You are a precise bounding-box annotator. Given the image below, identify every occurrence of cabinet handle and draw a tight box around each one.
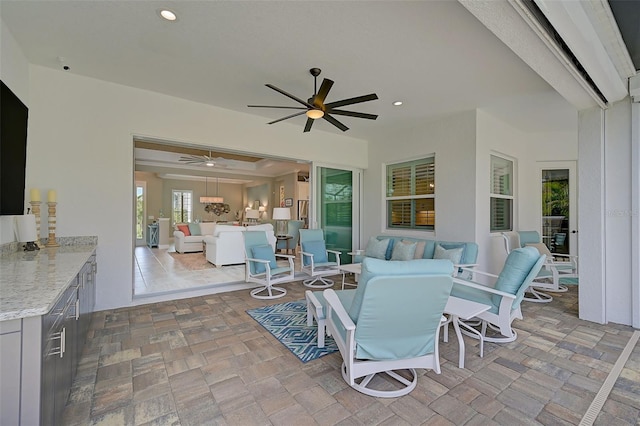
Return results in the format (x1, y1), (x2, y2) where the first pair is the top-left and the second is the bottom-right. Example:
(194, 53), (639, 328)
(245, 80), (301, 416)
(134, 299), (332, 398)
(61, 326), (66, 357)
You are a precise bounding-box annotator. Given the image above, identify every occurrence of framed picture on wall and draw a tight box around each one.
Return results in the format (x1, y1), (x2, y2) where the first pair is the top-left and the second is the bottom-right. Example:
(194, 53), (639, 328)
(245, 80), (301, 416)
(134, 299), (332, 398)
(284, 198), (293, 207)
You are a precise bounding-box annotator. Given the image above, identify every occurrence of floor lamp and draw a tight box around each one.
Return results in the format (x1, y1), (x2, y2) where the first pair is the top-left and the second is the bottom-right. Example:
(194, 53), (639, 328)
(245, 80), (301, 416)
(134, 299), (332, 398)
(272, 207), (291, 236)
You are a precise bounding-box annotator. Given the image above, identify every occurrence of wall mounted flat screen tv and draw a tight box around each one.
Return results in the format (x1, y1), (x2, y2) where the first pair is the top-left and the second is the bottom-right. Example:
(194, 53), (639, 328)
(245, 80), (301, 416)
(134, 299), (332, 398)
(1, 80), (29, 215)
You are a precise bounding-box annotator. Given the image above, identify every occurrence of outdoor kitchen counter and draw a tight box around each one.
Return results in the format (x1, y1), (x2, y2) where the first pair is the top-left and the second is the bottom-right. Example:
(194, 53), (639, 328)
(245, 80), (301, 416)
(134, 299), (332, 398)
(0, 242), (97, 321)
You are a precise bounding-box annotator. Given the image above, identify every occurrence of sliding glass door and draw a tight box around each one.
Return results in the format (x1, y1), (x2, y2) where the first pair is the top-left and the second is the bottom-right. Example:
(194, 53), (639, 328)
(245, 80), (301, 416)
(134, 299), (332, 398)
(312, 165), (362, 264)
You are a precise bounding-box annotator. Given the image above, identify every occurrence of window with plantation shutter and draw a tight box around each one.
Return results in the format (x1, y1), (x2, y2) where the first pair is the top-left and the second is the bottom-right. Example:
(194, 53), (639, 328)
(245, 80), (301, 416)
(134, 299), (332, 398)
(386, 157), (435, 230)
(172, 190), (193, 225)
(490, 155), (514, 232)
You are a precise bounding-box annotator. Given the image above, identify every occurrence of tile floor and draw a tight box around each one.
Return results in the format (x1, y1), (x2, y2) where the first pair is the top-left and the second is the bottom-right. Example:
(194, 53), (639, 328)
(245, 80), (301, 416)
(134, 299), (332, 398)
(61, 279), (639, 426)
(134, 245), (307, 298)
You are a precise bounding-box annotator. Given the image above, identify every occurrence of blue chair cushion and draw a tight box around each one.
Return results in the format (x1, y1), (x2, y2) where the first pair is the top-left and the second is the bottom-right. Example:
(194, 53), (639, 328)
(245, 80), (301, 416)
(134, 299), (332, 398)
(364, 237), (389, 260)
(302, 240), (328, 265)
(492, 247), (540, 306)
(391, 240), (417, 261)
(187, 222), (201, 236)
(348, 257), (454, 322)
(251, 245), (278, 274)
(434, 244), (463, 264)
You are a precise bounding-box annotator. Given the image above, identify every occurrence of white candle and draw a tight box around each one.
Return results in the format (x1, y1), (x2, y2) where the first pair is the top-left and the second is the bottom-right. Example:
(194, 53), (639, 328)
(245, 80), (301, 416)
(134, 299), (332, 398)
(30, 189), (41, 202)
(47, 190), (57, 202)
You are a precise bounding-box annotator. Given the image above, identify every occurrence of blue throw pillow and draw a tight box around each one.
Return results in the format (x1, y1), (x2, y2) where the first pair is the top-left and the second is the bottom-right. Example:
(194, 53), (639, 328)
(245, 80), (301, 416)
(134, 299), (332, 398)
(251, 245), (277, 274)
(433, 244), (463, 264)
(364, 237), (389, 260)
(391, 241), (417, 261)
(301, 240), (328, 266)
(188, 222), (201, 236)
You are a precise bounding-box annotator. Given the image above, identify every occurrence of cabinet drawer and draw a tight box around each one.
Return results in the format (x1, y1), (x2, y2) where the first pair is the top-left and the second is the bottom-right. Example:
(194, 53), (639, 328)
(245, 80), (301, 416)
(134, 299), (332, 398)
(0, 318), (21, 334)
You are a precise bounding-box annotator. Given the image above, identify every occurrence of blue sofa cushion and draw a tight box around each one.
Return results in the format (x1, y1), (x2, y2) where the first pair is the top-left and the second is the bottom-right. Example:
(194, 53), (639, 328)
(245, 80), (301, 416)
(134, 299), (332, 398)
(301, 240), (328, 265)
(365, 237), (390, 260)
(251, 245), (277, 274)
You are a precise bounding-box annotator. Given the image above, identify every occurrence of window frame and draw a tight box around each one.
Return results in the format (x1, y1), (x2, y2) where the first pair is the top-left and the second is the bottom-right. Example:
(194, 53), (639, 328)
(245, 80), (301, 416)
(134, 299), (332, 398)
(171, 189), (193, 225)
(490, 153), (515, 232)
(384, 155), (436, 231)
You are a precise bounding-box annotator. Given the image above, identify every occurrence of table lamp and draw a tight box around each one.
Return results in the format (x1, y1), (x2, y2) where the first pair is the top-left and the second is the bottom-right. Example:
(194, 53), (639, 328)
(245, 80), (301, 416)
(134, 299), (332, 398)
(272, 207), (291, 236)
(246, 209), (259, 224)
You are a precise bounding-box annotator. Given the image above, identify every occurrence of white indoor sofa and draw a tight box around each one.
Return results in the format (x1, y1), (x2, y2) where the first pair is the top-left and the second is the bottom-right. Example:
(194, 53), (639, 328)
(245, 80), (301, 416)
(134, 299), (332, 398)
(173, 221), (217, 253)
(204, 223), (276, 267)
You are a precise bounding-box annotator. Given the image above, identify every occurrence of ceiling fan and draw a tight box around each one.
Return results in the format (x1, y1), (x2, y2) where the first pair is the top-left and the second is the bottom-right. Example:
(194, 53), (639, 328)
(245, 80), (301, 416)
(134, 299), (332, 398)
(178, 151), (227, 168)
(248, 68), (378, 133)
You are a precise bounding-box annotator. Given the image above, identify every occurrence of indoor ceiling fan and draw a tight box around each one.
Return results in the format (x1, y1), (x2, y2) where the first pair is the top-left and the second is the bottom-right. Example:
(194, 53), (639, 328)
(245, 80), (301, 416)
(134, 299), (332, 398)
(178, 151), (227, 168)
(248, 68), (378, 133)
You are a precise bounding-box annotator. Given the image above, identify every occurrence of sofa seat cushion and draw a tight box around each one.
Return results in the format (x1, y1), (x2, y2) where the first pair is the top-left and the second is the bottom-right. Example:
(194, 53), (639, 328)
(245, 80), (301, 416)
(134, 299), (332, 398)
(183, 235), (205, 244)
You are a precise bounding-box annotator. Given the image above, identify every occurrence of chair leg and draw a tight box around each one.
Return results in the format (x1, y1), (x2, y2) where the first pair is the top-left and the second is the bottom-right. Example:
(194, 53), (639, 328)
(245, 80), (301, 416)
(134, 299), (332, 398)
(250, 285), (286, 300)
(303, 276), (334, 288)
(524, 286), (553, 303)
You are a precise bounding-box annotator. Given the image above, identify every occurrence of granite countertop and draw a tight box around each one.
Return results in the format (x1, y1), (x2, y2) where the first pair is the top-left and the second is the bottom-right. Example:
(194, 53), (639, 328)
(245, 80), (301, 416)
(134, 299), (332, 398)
(0, 243), (97, 321)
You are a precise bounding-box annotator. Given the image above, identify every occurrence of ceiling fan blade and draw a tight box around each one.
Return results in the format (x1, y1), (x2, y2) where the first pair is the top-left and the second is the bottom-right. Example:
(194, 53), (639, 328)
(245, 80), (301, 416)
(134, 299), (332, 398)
(247, 105), (306, 110)
(328, 109), (378, 120)
(267, 110), (307, 125)
(323, 114), (349, 132)
(303, 118), (314, 133)
(313, 78), (334, 107)
(324, 93), (378, 109)
(265, 84), (314, 109)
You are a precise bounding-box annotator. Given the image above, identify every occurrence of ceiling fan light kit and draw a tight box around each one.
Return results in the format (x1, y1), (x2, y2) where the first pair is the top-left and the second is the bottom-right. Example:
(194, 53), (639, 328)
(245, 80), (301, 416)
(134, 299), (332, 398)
(248, 68), (378, 133)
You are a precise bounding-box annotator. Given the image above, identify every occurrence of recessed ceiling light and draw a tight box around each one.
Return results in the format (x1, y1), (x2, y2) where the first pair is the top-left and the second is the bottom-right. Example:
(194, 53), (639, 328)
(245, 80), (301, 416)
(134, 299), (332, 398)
(159, 9), (177, 21)
(393, 101), (403, 106)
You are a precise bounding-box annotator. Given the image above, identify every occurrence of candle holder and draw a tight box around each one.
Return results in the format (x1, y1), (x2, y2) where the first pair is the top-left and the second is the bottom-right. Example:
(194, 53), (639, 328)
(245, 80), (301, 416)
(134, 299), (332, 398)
(46, 202), (60, 248)
(29, 201), (44, 248)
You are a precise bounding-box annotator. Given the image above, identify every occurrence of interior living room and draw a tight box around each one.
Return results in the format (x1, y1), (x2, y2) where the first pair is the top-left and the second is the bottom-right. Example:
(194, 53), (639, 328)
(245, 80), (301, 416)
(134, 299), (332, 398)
(1, 1), (639, 425)
(133, 140), (311, 296)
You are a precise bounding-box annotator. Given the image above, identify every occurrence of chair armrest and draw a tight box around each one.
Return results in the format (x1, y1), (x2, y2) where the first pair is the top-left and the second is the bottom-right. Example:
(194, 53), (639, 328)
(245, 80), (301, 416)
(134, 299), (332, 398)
(456, 263), (478, 270)
(323, 289), (355, 331)
(246, 257), (269, 265)
(453, 277), (516, 300)
(326, 249), (342, 264)
(275, 254), (295, 259)
(461, 269), (499, 279)
(173, 231), (185, 238)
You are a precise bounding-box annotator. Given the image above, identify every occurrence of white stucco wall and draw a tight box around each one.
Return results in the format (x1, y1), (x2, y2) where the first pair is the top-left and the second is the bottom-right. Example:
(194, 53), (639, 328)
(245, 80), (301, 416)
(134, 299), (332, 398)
(25, 65), (368, 311)
(362, 111), (478, 247)
(475, 110), (529, 273)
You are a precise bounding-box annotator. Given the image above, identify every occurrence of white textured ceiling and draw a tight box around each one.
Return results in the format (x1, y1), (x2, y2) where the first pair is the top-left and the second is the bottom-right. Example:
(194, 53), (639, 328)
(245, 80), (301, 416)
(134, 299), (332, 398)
(1, 0), (577, 141)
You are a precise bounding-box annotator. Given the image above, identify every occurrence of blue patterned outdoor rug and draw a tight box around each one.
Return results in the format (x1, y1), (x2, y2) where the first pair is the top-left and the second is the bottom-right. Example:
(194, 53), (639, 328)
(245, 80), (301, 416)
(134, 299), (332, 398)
(246, 299), (338, 363)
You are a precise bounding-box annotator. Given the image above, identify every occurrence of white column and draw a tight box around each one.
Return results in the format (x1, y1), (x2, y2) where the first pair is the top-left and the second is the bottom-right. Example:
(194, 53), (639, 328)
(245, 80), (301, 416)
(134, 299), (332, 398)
(578, 107), (606, 323)
(631, 85), (640, 328)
